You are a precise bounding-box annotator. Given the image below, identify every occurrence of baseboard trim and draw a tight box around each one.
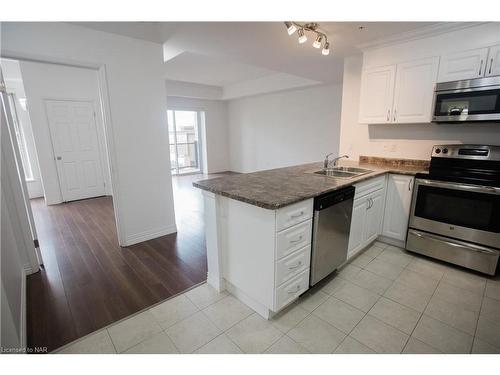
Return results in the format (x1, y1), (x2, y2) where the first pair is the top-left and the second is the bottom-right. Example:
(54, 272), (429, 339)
(122, 224), (177, 246)
(225, 280), (271, 320)
(20, 267), (27, 350)
(207, 272), (226, 293)
(377, 235), (406, 248)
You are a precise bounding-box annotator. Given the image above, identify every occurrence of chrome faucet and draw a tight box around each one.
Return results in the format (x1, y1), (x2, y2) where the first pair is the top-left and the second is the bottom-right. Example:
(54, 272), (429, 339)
(324, 154), (349, 169)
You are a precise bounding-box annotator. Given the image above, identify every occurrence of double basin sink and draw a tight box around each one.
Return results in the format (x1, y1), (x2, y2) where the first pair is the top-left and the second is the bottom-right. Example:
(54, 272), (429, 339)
(313, 166), (373, 179)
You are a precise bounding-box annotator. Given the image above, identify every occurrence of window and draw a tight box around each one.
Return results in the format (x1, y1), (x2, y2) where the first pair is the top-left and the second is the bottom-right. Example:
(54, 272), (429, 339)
(167, 109), (203, 175)
(7, 93), (34, 181)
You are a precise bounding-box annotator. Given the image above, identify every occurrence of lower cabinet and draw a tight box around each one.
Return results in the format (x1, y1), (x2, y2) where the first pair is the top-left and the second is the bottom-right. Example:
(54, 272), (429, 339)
(348, 176), (386, 258)
(364, 189), (386, 244)
(382, 174), (414, 241)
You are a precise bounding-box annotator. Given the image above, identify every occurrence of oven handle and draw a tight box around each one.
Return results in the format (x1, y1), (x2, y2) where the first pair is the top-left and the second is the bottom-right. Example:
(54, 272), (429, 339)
(416, 179), (500, 195)
(409, 229), (499, 255)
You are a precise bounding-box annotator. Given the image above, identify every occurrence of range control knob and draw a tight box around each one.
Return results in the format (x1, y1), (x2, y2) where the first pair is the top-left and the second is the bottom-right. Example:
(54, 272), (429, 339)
(435, 148), (441, 154)
(442, 148), (448, 154)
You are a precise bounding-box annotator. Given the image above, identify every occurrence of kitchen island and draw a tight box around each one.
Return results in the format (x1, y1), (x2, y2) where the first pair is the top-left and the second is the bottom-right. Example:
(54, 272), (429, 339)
(193, 157), (428, 318)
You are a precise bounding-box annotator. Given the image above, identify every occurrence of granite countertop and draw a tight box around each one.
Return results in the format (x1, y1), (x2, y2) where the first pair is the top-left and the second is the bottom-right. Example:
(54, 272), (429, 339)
(193, 157), (429, 210)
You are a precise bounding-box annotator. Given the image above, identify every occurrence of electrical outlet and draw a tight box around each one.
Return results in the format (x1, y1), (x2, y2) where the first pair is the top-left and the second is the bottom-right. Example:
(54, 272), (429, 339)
(390, 144), (397, 152)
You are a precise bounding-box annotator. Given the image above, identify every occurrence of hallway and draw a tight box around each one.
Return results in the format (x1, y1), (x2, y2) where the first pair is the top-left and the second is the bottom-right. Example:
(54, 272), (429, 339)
(27, 173), (226, 352)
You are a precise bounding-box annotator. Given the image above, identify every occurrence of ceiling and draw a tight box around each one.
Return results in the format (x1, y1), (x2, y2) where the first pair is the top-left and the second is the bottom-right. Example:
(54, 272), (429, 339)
(73, 22), (439, 91)
(163, 52), (278, 87)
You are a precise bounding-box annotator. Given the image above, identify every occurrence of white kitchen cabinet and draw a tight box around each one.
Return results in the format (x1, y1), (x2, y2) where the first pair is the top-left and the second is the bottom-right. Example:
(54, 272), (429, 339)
(359, 57), (438, 124)
(437, 47), (489, 82)
(348, 176), (386, 258)
(382, 174), (414, 241)
(358, 65), (396, 124)
(393, 57), (439, 123)
(347, 197), (368, 256)
(486, 44), (500, 77)
(364, 189), (386, 244)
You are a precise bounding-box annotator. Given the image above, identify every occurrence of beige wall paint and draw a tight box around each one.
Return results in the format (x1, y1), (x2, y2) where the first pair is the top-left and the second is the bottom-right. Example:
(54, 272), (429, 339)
(339, 54), (500, 161)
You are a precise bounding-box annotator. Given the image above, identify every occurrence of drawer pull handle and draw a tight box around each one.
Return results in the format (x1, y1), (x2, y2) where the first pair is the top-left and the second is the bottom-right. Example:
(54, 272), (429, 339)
(288, 261), (303, 270)
(290, 211), (304, 219)
(289, 235), (303, 244)
(287, 285), (302, 294)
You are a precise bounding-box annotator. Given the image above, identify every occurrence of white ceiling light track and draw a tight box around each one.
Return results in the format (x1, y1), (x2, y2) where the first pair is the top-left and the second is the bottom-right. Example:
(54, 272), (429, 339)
(284, 22), (330, 56)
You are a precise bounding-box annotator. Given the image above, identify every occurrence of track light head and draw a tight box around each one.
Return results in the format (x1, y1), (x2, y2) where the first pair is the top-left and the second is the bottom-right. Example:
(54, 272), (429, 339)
(313, 35), (323, 49)
(297, 29), (307, 44)
(322, 41), (330, 56)
(284, 21), (297, 35)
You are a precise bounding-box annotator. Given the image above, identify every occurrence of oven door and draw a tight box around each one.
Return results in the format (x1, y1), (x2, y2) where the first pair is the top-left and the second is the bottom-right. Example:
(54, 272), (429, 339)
(432, 86), (500, 122)
(409, 179), (500, 248)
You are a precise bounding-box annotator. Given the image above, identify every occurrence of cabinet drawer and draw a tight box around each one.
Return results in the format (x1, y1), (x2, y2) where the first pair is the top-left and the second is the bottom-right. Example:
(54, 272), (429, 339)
(276, 220), (312, 260)
(354, 175), (386, 199)
(274, 269), (310, 311)
(276, 199), (313, 232)
(275, 245), (311, 287)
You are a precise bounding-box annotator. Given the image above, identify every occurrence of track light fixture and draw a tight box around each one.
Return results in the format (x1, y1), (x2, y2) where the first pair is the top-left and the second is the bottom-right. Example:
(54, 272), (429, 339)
(284, 22), (330, 56)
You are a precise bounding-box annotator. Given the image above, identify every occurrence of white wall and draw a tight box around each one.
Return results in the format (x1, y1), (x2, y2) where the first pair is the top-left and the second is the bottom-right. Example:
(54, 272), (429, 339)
(167, 96), (229, 173)
(0, 59), (44, 199)
(339, 25), (500, 161)
(2, 22), (176, 246)
(227, 84), (343, 173)
(19, 61), (113, 204)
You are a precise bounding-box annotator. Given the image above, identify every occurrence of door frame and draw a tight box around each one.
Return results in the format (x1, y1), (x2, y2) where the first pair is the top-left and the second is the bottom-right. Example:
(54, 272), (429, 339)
(44, 98), (106, 202)
(1, 55), (126, 246)
(167, 107), (205, 176)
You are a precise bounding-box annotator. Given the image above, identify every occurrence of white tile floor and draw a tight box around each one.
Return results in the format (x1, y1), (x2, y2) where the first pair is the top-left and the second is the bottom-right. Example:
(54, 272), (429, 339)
(56, 242), (500, 354)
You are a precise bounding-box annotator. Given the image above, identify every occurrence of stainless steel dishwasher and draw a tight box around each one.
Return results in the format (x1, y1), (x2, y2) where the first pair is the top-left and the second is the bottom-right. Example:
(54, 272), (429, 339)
(310, 186), (355, 286)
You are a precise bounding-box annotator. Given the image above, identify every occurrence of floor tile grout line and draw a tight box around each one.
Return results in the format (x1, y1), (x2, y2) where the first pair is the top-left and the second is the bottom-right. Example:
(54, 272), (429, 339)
(105, 329), (119, 354)
(471, 278), (487, 353)
(281, 333), (312, 354)
(400, 260), (446, 354)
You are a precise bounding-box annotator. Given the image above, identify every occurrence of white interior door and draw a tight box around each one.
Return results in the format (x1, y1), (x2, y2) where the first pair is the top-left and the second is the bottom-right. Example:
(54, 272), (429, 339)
(45, 100), (105, 202)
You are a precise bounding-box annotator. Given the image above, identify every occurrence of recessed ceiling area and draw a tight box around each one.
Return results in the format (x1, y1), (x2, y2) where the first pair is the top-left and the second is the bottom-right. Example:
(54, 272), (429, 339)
(163, 52), (279, 87)
(73, 21), (441, 97)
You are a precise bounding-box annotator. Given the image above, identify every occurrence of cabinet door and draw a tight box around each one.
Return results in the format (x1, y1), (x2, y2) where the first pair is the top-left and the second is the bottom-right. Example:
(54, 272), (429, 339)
(393, 57), (439, 124)
(382, 174), (414, 241)
(358, 65), (396, 124)
(437, 47), (489, 82)
(364, 190), (385, 244)
(486, 44), (500, 77)
(348, 197), (368, 256)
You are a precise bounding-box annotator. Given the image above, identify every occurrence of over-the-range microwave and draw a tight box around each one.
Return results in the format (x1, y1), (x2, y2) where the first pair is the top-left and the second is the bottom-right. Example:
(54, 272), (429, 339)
(432, 76), (500, 123)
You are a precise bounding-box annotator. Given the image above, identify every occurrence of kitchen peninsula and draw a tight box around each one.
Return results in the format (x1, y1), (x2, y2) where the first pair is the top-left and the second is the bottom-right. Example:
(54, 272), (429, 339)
(193, 157), (428, 318)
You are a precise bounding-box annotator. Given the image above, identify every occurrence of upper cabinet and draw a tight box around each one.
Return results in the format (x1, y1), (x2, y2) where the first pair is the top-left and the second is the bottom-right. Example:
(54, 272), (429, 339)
(358, 65), (396, 124)
(393, 57), (440, 123)
(437, 47), (489, 82)
(438, 44), (500, 82)
(486, 44), (500, 77)
(359, 57), (439, 124)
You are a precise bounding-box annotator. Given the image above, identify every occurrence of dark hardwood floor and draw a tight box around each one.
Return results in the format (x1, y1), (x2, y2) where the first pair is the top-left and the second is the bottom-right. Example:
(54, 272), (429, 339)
(27, 173), (230, 352)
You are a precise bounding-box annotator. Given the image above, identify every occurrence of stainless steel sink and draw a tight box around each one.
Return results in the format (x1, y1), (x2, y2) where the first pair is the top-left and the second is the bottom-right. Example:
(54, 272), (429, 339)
(313, 166), (373, 179)
(332, 167), (373, 174)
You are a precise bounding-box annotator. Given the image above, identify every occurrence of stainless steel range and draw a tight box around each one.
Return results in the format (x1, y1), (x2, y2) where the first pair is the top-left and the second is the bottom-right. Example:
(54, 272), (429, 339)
(407, 144), (500, 275)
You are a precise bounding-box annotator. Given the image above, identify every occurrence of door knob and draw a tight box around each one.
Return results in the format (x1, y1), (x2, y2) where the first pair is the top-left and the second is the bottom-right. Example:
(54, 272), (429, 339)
(56, 156), (62, 160)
